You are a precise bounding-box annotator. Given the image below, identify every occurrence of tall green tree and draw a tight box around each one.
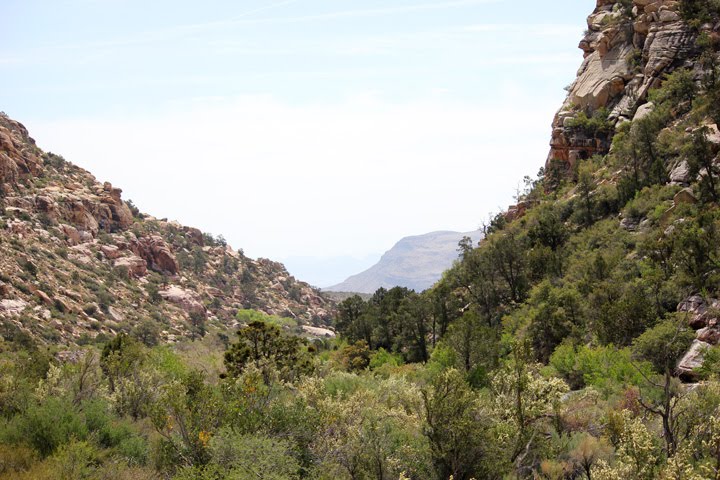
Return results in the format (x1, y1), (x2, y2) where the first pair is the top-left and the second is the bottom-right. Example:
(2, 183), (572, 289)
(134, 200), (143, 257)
(224, 321), (313, 383)
(421, 369), (488, 480)
(632, 317), (695, 456)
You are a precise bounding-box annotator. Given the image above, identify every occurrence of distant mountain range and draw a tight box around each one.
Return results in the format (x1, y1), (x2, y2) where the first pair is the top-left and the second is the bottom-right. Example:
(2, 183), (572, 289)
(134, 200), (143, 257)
(324, 230), (483, 294)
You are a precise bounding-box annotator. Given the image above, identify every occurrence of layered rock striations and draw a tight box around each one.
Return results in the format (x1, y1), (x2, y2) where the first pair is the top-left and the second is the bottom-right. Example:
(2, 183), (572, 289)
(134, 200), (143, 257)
(0, 113), (332, 345)
(547, 0), (700, 173)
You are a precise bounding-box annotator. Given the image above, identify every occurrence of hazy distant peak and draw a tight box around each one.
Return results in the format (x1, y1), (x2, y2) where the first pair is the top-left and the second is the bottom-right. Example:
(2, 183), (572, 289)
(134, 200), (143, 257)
(325, 230), (482, 294)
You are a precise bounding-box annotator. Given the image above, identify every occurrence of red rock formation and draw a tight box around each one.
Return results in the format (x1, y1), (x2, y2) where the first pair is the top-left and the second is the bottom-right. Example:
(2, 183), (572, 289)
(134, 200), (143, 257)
(114, 255), (148, 278)
(546, 0), (698, 175)
(130, 235), (180, 276)
(677, 295), (720, 380)
(0, 112), (335, 344)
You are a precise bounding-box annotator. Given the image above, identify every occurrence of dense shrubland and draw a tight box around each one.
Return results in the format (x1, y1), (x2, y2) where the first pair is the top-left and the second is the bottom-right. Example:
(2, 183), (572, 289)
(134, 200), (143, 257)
(5, 6), (720, 480)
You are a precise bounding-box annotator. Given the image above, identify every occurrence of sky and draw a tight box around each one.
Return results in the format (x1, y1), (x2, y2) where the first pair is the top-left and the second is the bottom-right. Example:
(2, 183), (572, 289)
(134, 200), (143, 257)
(0, 0), (594, 287)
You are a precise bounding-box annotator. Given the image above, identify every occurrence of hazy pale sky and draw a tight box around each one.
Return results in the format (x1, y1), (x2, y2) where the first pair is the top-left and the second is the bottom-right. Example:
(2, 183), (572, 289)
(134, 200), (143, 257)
(1, 0), (593, 286)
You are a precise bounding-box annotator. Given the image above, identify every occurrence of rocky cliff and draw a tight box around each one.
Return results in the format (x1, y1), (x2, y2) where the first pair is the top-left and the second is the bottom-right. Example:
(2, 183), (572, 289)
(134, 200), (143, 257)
(547, 0), (700, 173)
(0, 113), (332, 345)
(540, 0), (720, 380)
(326, 230), (483, 294)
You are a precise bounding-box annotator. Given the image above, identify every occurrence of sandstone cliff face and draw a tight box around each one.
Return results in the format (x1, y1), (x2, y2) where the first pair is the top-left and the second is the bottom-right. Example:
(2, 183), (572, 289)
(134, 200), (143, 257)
(545, 1), (720, 380)
(547, 0), (702, 172)
(0, 113), (332, 345)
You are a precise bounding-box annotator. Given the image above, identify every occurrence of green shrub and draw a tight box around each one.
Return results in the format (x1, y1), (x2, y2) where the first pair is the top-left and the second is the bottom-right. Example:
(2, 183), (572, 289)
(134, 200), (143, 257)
(14, 398), (88, 457)
(648, 68), (697, 109)
(550, 343), (651, 392)
(622, 184), (678, 223)
(207, 429), (301, 480)
(235, 309), (296, 329)
(369, 348), (403, 370)
(322, 371), (368, 398)
(632, 316), (695, 374)
(49, 440), (97, 480)
(0, 443), (37, 474)
(82, 400), (111, 435)
(116, 435), (149, 466)
(566, 107), (612, 137)
(680, 0), (720, 27)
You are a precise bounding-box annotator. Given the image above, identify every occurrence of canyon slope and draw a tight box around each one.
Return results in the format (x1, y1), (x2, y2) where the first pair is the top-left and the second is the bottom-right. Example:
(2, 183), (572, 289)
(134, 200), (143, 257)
(0, 114), (332, 345)
(501, 0), (720, 380)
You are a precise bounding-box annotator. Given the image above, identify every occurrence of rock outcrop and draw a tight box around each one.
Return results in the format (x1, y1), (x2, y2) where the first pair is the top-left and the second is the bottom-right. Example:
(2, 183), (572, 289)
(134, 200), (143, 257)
(159, 286), (206, 318)
(130, 235), (179, 276)
(547, 0), (699, 173)
(677, 339), (711, 380)
(676, 294), (720, 380)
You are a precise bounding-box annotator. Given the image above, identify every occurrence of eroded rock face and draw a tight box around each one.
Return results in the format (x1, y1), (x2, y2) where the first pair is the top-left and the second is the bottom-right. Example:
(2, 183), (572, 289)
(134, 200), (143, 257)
(159, 285), (206, 317)
(678, 294), (715, 329)
(0, 299), (28, 316)
(0, 115), (134, 237)
(669, 160), (691, 185)
(114, 255), (148, 278)
(571, 35), (635, 110)
(0, 118), (42, 186)
(676, 295), (720, 380)
(677, 339), (712, 381)
(95, 182), (134, 231)
(130, 236), (179, 276)
(0, 111), (336, 344)
(184, 227), (204, 247)
(547, 0), (698, 174)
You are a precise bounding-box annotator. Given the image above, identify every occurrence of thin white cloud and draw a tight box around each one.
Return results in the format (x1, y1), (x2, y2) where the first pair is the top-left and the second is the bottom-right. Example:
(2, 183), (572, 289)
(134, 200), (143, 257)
(5, 0), (505, 56)
(28, 92), (559, 260)
(0, 20), (581, 69)
(235, 0), (505, 24)
(457, 23), (582, 35)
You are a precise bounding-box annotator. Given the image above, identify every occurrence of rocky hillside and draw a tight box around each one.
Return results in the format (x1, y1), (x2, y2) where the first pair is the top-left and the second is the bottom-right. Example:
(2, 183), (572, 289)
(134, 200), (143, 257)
(547, 0), (697, 172)
(0, 113), (332, 345)
(326, 230), (482, 293)
(505, 0), (720, 380)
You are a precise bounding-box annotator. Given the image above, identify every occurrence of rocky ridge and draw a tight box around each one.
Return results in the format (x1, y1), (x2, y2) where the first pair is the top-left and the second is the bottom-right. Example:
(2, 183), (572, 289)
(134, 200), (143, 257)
(548, 0), (700, 172)
(326, 230), (483, 294)
(539, 0), (720, 380)
(0, 113), (332, 345)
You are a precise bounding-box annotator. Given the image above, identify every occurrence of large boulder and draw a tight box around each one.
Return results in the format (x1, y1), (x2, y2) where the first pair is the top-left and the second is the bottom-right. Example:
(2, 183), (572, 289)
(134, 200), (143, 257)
(642, 21), (695, 78)
(669, 160), (690, 185)
(676, 339), (711, 381)
(0, 299), (27, 316)
(114, 255), (148, 278)
(159, 286), (206, 317)
(184, 227), (205, 247)
(62, 198), (100, 235)
(571, 43), (635, 110)
(131, 236), (179, 275)
(61, 224), (82, 246)
(678, 295), (718, 329)
(96, 182), (134, 231)
(0, 151), (18, 186)
(0, 118), (43, 185)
